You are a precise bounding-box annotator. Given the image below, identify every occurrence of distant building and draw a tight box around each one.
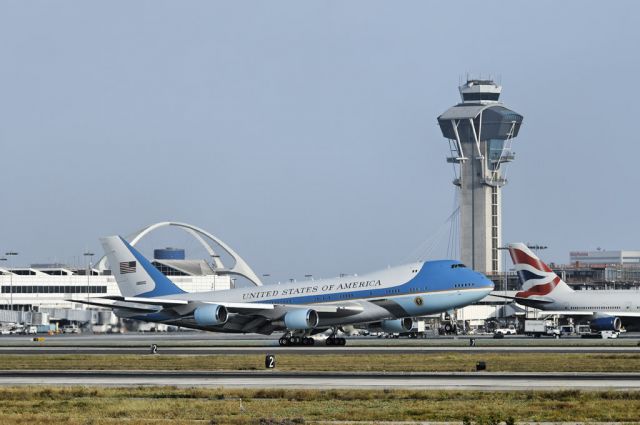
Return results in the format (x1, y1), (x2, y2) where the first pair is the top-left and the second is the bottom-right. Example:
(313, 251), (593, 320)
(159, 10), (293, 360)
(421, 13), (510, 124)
(570, 250), (640, 266)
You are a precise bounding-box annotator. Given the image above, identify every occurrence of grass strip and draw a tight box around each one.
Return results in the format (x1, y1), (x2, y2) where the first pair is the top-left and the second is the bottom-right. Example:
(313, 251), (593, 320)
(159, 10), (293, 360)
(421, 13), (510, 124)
(1, 353), (640, 372)
(0, 387), (640, 424)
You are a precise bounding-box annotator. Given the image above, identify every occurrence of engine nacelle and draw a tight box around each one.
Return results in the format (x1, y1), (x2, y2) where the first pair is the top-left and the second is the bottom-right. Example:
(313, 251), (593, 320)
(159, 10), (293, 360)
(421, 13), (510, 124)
(381, 318), (414, 333)
(194, 304), (228, 326)
(284, 309), (319, 330)
(590, 316), (622, 332)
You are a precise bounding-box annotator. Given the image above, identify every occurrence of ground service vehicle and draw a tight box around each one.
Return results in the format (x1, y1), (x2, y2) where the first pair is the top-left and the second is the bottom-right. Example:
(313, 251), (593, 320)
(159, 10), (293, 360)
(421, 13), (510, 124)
(62, 325), (80, 334)
(524, 320), (560, 337)
(401, 320), (427, 338)
(494, 325), (517, 335)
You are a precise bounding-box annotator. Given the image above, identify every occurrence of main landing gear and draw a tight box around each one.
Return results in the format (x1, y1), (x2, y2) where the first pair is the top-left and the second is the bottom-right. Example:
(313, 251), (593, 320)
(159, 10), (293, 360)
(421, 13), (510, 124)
(325, 336), (346, 346)
(278, 336), (315, 346)
(278, 328), (348, 347)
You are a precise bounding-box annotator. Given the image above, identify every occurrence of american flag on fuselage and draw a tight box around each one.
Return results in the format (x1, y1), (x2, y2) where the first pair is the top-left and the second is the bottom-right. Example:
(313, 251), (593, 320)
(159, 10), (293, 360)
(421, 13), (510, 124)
(119, 261), (136, 274)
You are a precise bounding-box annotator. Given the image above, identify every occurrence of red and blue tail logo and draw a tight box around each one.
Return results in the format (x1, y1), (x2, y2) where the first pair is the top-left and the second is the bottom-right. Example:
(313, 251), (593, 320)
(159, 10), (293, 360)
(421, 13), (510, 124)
(508, 243), (571, 298)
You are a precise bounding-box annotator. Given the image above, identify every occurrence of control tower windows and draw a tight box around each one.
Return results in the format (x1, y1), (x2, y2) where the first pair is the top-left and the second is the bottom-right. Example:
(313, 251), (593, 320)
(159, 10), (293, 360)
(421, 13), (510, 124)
(488, 139), (506, 162)
(462, 92), (500, 102)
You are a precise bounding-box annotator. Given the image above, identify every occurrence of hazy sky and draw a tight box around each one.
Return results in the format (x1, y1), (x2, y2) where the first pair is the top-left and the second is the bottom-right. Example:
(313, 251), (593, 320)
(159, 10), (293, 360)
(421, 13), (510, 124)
(1, 2), (638, 282)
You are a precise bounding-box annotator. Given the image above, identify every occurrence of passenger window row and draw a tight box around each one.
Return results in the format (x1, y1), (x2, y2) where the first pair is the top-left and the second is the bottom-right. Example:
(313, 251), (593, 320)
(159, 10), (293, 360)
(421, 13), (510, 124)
(0, 285), (107, 294)
(569, 306), (620, 310)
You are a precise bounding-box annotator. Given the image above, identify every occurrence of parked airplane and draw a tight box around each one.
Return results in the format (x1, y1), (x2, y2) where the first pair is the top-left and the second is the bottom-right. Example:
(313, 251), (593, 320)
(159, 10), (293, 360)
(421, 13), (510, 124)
(72, 236), (494, 345)
(502, 242), (640, 331)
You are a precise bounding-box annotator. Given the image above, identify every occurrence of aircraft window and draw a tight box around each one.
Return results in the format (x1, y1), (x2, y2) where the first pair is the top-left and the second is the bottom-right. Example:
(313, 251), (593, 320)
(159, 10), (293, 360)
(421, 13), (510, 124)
(451, 264), (467, 269)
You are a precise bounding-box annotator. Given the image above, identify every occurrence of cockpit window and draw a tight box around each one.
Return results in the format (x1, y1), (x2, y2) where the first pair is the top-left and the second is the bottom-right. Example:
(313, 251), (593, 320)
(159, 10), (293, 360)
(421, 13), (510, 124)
(451, 263), (466, 269)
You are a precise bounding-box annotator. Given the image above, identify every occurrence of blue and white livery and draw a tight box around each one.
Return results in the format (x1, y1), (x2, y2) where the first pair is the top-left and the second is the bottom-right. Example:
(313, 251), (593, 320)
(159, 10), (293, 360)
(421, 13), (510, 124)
(76, 236), (494, 346)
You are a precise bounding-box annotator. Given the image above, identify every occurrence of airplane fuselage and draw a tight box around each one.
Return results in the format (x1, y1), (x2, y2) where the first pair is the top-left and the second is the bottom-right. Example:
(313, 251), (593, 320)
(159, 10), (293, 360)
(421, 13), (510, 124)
(520, 290), (640, 315)
(124, 260), (493, 333)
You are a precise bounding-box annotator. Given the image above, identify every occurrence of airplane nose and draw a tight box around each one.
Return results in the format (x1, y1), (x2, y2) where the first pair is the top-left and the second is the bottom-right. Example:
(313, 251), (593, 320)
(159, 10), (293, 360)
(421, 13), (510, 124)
(485, 277), (495, 290)
(475, 272), (494, 291)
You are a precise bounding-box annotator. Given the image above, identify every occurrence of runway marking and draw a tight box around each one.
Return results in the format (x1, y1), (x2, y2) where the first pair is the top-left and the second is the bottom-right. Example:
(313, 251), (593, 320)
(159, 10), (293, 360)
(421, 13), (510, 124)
(0, 345), (638, 355)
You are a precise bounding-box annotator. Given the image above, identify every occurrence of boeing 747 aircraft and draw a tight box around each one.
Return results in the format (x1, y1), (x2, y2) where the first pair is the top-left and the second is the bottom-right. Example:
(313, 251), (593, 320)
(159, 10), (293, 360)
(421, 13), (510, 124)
(502, 243), (640, 332)
(73, 236), (494, 346)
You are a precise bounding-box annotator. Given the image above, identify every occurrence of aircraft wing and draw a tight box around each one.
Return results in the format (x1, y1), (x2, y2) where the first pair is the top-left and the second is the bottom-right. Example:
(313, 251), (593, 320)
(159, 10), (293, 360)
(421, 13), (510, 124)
(99, 295), (362, 316)
(491, 293), (554, 304)
(71, 295), (364, 331)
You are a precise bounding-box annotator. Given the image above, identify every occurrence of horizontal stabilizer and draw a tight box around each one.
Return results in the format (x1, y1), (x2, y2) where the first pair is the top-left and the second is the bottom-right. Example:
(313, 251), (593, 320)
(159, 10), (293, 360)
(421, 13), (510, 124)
(125, 296), (188, 306)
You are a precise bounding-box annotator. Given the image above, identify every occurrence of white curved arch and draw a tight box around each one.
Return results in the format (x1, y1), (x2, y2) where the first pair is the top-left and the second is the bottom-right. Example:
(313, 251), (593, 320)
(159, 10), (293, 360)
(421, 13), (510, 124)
(96, 221), (263, 286)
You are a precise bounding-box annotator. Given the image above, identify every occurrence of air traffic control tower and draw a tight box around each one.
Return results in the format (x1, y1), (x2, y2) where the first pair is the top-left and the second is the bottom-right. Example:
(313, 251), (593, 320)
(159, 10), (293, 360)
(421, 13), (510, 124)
(438, 80), (523, 275)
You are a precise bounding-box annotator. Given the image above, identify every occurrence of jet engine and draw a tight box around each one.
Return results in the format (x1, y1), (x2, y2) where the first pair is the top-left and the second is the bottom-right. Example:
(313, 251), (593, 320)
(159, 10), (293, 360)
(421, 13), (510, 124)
(590, 316), (622, 332)
(381, 318), (414, 333)
(194, 304), (228, 326)
(284, 309), (319, 330)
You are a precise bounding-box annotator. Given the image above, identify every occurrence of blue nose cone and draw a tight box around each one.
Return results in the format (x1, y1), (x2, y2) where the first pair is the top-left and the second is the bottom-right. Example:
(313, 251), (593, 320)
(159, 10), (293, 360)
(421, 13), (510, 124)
(469, 271), (494, 297)
(483, 275), (495, 291)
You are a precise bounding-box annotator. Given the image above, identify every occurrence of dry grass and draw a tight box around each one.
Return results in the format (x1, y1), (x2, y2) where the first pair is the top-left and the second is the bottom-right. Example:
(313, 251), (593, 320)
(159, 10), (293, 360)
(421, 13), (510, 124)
(1, 353), (640, 372)
(0, 387), (640, 424)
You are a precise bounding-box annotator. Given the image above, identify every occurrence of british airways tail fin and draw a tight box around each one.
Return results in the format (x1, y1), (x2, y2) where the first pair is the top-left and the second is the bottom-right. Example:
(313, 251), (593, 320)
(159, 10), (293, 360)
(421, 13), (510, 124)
(508, 242), (573, 298)
(100, 236), (186, 298)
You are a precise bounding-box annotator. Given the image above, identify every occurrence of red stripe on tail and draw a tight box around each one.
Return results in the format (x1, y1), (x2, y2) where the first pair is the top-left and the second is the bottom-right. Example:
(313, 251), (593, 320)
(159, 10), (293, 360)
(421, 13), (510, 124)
(509, 248), (552, 273)
(515, 276), (561, 298)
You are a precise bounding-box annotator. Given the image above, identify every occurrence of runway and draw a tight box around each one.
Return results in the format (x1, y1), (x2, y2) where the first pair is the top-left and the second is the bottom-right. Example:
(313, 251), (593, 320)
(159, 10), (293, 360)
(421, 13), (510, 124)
(1, 345), (639, 354)
(2, 333), (639, 354)
(1, 370), (639, 390)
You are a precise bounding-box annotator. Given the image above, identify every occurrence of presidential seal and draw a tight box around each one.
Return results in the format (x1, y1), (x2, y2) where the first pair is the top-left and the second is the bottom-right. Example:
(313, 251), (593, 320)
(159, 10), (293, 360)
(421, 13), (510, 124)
(414, 296), (424, 306)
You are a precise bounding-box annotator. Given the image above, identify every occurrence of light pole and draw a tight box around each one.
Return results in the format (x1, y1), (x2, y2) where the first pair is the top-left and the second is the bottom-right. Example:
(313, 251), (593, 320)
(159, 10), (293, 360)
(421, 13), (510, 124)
(0, 258), (6, 309)
(5, 252), (18, 311)
(84, 252), (94, 302)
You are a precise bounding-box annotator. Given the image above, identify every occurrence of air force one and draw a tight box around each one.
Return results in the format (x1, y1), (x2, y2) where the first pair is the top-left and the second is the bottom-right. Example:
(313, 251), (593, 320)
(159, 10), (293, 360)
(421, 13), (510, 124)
(501, 242), (640, 332)
(72, 236), (494, 346)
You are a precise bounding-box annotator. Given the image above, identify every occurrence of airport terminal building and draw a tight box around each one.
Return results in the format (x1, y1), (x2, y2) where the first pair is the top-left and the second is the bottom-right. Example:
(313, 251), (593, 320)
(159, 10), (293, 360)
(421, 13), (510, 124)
(0, 222), (259, 328)
(0, 220), (511, 332)
(2, 222), (640, 333)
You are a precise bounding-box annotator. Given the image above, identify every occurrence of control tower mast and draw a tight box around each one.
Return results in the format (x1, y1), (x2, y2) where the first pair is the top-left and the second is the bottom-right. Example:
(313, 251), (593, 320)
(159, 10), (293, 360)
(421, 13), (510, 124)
(437, 80), (523, 275)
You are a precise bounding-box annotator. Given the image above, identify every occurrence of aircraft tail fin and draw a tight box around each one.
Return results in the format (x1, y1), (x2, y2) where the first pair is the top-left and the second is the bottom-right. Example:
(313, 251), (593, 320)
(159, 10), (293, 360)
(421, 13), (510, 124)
(100, 235), (187, 298)
(508, 243), (573, 298)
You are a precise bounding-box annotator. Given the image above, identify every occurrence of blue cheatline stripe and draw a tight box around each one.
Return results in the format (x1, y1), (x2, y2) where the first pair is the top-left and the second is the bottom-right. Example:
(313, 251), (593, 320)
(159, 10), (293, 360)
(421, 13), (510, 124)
(261, 261), (492, 306)
(120, 236), (186, 297)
